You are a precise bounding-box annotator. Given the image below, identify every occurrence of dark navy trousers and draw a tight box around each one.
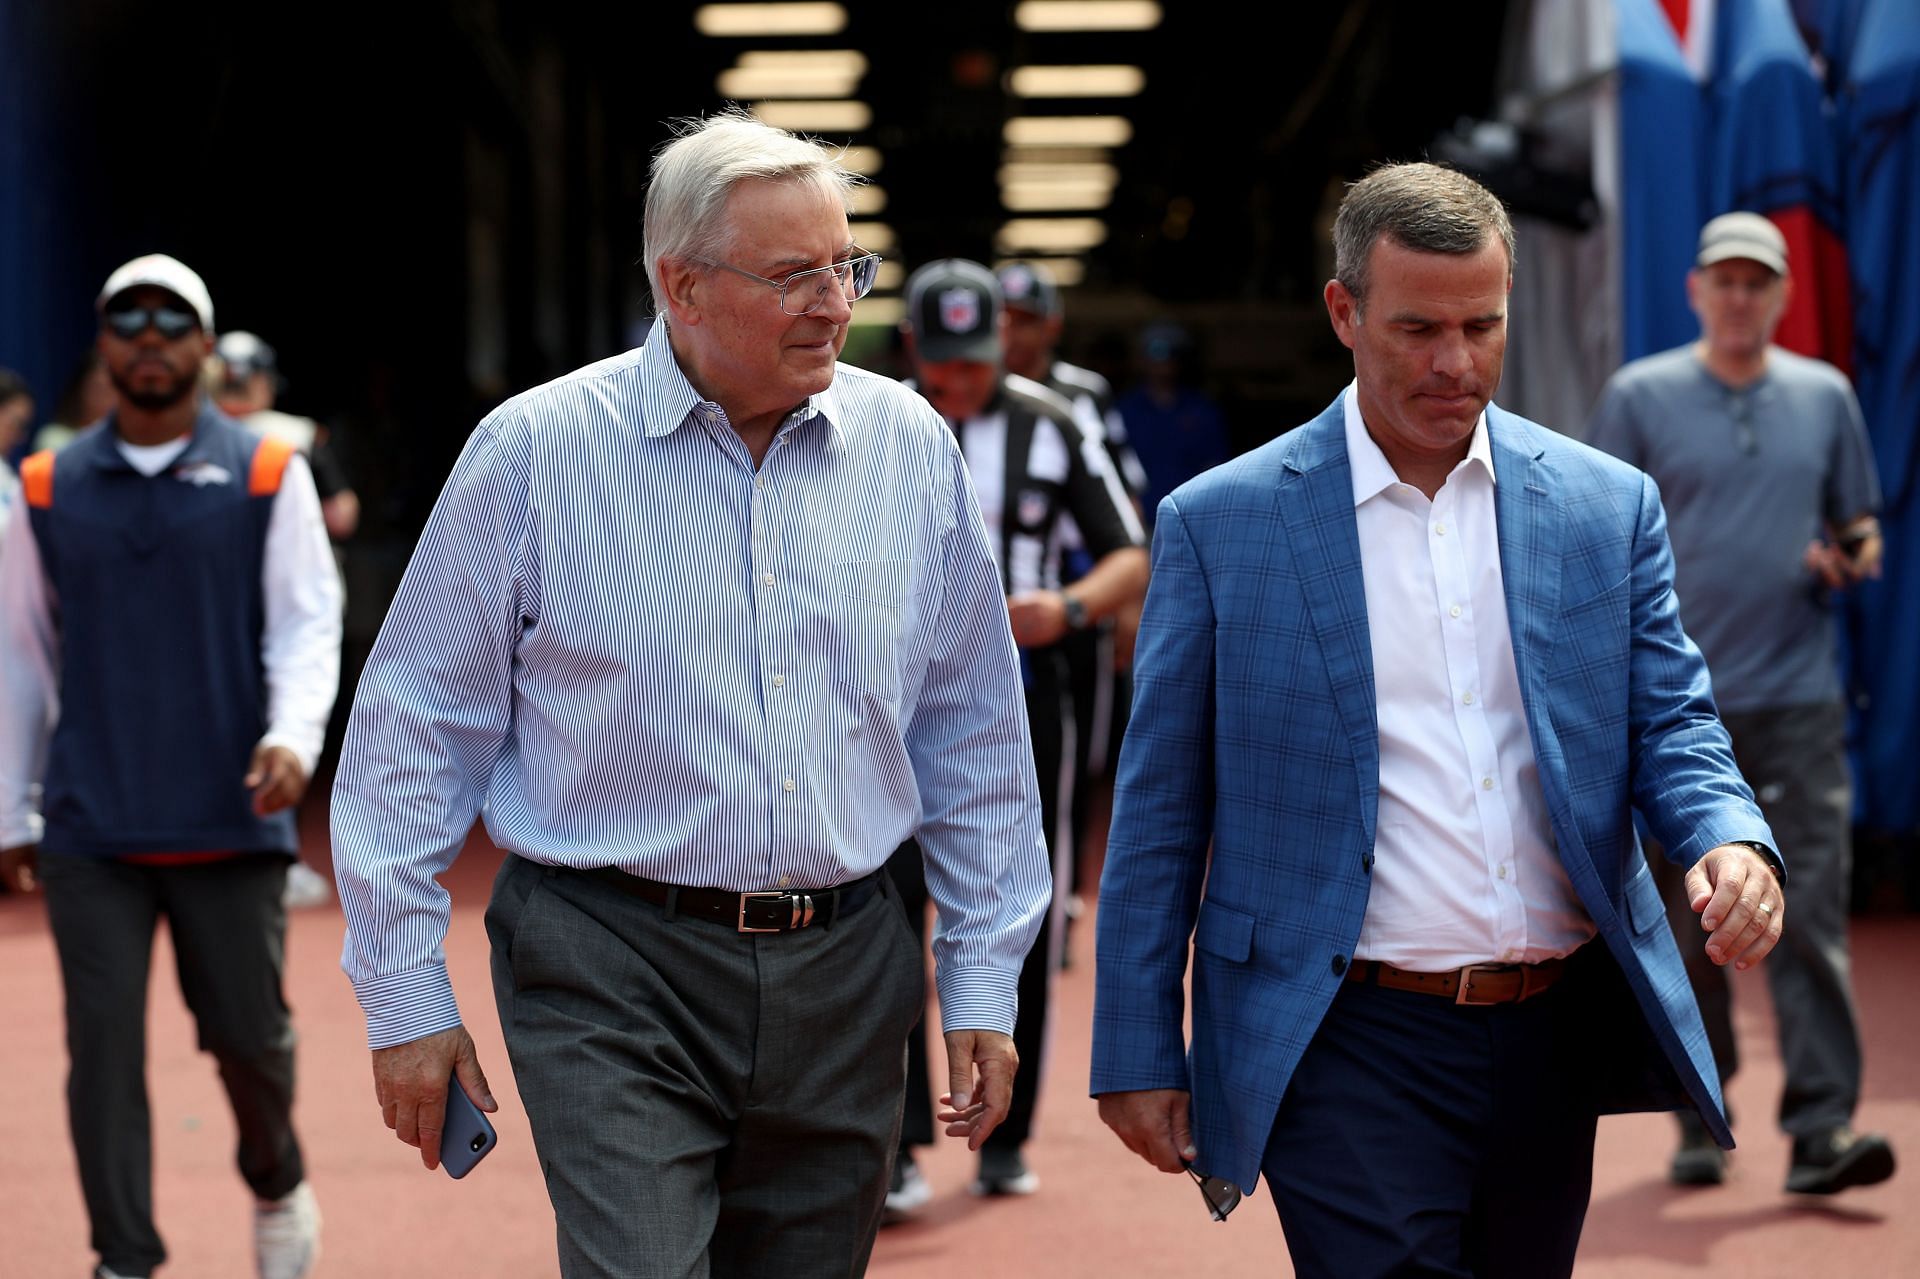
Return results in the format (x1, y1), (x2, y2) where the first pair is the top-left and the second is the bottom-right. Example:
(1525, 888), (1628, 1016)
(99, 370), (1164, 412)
(1262, 951), (1603, 1279)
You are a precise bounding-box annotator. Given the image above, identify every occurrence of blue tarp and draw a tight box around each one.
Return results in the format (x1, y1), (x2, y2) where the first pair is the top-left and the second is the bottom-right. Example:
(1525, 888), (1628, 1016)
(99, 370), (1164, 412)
(1838, 0), (1920, 828)
(1617, 0), (1707, 362)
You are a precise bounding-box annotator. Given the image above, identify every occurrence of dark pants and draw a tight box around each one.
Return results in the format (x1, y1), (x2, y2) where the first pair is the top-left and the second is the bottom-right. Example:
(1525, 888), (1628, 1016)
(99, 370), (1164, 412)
(486, 854), (925, 1278)
(890, 668), (1067, 1154)
(1648, 699), (1863, 1137)
(39, 853), (303, 1279)
(1263, 957), (1600, 1279)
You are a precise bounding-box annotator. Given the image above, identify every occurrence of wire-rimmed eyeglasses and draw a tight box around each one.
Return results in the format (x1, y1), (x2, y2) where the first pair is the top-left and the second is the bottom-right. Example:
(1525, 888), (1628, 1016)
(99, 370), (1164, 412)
(697, 252), (884, 316)
(1186, 1163), (1242, 1222)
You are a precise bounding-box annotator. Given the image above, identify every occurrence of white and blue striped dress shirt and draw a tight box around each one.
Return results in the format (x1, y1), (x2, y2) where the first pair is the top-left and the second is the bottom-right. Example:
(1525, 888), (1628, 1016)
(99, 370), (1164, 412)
(334, 325), (1050, 1049)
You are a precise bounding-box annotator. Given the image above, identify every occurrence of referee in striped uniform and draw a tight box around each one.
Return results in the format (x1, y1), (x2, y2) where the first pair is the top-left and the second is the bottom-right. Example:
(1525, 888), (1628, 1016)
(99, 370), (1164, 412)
(332, 113), (1050, 1278)
(888, 259), (1147, 1206)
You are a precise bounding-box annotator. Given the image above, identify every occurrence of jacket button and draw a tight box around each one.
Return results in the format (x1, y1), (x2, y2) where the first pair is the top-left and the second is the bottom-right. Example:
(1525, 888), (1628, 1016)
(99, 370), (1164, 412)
(1331, 954), (1348, 976)
(1362, 852), (1375, 873)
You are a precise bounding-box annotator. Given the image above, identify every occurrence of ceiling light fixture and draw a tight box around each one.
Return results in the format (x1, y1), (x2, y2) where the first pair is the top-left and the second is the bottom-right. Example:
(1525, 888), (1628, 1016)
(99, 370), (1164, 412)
(1014, 1), (1162, 32)
(693, 3), (848, 36)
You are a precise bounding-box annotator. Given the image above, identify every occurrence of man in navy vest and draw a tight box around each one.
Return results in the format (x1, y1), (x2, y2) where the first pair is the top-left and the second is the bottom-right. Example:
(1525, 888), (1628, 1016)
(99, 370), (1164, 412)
(0, 254), (341, 1279)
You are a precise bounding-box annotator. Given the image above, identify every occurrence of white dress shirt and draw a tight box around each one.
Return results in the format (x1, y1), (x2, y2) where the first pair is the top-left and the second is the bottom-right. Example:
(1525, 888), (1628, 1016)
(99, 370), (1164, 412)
(1343, 384), (1595, 968)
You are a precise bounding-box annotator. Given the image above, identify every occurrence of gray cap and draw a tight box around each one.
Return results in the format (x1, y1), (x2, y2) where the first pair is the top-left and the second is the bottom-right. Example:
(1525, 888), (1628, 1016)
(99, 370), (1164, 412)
(1696, 212), (1788, 275)
(215, 331), (278, 383)
(905, 259), (1002, 363)
(996, 261), (1062, 317)
(98, 253), (215, 331)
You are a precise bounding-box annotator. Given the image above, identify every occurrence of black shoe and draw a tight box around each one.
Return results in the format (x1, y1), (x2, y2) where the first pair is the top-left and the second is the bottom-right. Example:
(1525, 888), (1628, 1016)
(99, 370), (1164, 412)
(970, 1146), (1039, 1196)
(1786, 1127), (1896, 1195)
(1668, 1109), (1726, 1186)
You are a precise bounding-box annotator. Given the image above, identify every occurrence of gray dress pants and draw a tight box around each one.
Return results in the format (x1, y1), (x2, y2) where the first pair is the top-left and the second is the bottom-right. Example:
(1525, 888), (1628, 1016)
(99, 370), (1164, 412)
(486, 854), (926, 1278)
(1649, 699), (1865, 1136)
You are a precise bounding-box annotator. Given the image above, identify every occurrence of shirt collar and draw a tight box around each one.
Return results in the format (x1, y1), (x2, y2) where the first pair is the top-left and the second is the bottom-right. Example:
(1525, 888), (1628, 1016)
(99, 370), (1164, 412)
(635, 318), (844, 446)
(86, 400), (225, 472)
(1342, 381), (1494, 508)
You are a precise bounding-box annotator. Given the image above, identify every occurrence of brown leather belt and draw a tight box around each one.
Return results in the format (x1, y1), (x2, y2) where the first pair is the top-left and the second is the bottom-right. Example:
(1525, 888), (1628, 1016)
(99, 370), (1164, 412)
(1345, 956), (1567, 1005)
(573, 865), (884, 933)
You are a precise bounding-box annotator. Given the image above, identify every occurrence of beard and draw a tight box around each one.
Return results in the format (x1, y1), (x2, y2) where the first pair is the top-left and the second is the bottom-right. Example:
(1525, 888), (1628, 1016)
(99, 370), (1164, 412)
(109, 361), (199, 411)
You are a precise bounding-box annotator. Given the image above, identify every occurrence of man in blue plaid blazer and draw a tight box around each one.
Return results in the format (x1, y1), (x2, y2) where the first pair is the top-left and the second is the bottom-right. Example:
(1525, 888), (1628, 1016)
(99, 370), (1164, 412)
(1091, 164), (1786, 1278)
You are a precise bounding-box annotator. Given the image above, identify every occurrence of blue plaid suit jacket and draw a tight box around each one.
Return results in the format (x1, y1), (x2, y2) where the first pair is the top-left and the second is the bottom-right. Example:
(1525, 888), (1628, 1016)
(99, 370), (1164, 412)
(1091, 395), (1775, 1193)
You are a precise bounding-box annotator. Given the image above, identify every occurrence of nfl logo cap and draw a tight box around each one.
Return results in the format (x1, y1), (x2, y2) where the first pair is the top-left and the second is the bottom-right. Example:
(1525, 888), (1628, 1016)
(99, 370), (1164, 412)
(996, 261), (1062, 318)
(906, 258), (1002, 363)
(1696, 212), (1788, 276)
(97, 253), (215, 332)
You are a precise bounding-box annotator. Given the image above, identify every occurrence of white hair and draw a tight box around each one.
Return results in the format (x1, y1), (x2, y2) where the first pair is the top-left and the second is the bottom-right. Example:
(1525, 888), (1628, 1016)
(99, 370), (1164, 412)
(642, 107), (862, 312)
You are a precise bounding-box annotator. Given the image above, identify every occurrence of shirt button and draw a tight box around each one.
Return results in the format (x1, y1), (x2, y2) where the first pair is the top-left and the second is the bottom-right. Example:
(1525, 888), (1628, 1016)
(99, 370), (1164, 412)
(1461, 691), (1475, 706)
(771, 673), (786, 688)
(755, 475), (766, 489)
(762, 572), (776, 587)
(1331, 954), (1348, 976)
(1482, 776), (1494, 790)
(782, 777), (796, 792)
(1450, 604), (1462, 619)
(779, 875), (791, 887)
(1497, 865), (1510, 880)
(1434, 523), (1447, 536)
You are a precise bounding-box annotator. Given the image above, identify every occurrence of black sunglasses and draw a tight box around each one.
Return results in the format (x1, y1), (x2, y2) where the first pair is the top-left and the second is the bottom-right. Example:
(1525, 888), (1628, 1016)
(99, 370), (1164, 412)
(105, 305), (200, 341)
(1186, 1163), (1242, 1222)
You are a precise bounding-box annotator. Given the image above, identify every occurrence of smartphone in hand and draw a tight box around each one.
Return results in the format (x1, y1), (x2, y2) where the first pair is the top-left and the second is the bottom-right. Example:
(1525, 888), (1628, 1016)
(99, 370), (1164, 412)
(439, 1075), (497, 1179)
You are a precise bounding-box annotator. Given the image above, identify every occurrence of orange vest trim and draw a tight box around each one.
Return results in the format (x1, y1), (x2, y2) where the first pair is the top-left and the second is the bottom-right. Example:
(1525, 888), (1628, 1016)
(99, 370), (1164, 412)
(247, 437), (297, 497)
(20, 451), (55, 508)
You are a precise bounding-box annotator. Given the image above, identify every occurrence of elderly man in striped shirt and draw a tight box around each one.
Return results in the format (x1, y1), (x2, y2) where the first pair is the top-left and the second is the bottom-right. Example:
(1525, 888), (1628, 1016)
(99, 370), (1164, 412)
(331, 109), (1049, 1277)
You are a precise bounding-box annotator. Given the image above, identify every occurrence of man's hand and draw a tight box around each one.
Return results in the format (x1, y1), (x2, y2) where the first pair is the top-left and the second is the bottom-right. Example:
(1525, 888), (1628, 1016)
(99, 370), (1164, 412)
(1007, 591), (1070, 648)
(1685, 843), (1786, 970)
(245, 743), (308, 816)
(1097, 1088), (1197, 1174)
(936, 1029), (1018, 1151)
(371, 1025), (497, 1171)
(0, 844), (38, 894)
(1804, 528), (1883, 591)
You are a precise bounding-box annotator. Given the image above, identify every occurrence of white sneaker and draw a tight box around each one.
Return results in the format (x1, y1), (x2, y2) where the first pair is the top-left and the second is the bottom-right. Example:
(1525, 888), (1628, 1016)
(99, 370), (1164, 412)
(282, 862), (333, 910)
(95, 1267), (143, 1279)
(255, 1181), (320, 1279)
(883, 1152), (932, 1222)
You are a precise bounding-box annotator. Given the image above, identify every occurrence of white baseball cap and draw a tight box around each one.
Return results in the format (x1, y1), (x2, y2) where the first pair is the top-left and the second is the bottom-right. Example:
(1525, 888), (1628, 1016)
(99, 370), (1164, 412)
(1695, 212), (1788, 276)
(97, 253), (215, 332)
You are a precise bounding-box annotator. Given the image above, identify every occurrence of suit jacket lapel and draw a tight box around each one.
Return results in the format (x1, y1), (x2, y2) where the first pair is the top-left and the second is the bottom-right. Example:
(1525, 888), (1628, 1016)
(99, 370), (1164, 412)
(1490, 408), (1591, 874)
(1277, 401), (1379, 849)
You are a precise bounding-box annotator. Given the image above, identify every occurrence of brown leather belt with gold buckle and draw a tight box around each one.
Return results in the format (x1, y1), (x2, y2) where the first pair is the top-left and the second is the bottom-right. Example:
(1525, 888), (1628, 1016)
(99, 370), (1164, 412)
(1345, 956), (1567, 1005)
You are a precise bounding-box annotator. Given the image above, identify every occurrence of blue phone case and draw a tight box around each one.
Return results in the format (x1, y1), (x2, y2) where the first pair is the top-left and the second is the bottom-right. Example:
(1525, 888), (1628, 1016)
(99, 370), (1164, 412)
(439, 1078), (497, 1179)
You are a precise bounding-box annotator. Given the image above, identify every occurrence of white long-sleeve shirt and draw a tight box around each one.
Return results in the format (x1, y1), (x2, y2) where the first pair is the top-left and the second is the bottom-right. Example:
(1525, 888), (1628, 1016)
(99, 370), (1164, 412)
(1343, 383), (1596, 968)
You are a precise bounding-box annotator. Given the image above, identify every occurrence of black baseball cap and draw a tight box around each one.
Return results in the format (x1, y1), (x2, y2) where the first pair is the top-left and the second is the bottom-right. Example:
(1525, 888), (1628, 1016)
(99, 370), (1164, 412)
(905, 259), (1002, 363)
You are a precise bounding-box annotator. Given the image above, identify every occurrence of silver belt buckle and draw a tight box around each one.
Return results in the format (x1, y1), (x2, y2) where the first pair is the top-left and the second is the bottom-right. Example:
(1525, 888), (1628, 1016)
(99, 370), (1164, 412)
(738, 891), (786, 933)
(737, 890), (816, 933)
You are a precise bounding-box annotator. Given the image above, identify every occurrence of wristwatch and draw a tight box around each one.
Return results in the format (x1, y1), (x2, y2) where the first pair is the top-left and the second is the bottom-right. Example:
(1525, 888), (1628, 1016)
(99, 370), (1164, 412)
(1062, 593), (1090, 632)
(1729, 839), (1788, 886)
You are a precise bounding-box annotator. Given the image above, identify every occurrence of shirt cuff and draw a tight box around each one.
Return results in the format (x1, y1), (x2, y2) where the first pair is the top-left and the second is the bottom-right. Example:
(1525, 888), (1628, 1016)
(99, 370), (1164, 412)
(934, 964), (1021, 1037)
(352, 964), (464, 1050)
(258, 730), (323, 779)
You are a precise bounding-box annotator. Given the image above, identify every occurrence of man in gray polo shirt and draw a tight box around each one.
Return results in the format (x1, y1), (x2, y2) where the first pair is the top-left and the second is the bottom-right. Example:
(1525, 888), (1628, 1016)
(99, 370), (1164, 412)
(1589, 211), (1893, 1196)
